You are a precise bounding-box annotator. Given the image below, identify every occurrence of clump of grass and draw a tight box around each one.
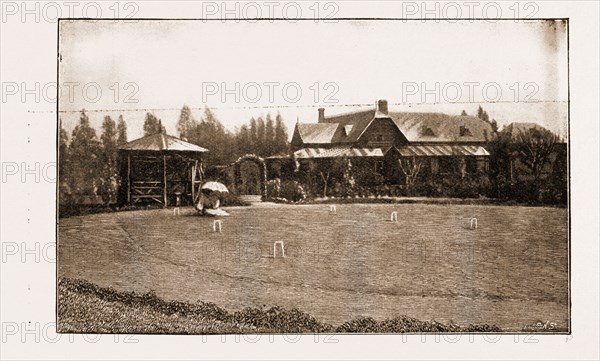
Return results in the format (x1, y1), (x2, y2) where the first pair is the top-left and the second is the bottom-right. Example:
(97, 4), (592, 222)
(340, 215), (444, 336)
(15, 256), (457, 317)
(58, 278), (503, 334)
(232, 306), (333, 333)
(335, 316), (501, 333)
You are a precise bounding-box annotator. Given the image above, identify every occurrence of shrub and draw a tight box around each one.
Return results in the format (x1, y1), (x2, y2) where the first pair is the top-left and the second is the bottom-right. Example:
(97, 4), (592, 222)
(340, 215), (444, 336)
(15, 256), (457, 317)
(219, 192), (251, 207)
(279, 180), (307, 202)
(266, 178), (282, 199)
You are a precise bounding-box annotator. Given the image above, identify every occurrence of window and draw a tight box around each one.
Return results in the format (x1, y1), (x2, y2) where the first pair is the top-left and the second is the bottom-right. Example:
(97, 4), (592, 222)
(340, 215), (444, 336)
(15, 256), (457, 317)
(375, 134), (385, 142)
(459, 126), (472, 137)
(421, 126), (435, 137)
(374, 161), (384, 174)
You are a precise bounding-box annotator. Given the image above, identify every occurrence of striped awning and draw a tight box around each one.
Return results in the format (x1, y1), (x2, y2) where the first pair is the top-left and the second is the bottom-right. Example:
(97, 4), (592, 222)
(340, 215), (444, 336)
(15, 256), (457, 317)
(294, 146), (384, 159)
(396, 145), (489, 157)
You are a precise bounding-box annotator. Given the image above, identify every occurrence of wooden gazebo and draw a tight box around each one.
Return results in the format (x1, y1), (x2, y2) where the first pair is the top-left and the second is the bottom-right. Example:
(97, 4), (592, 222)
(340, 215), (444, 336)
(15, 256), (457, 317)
(117, 131), (208, 207)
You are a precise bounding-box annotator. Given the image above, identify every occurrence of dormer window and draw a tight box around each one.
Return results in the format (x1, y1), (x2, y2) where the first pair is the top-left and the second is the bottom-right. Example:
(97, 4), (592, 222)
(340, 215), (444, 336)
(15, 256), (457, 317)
(343, 125), (353, 136)
(421, 126), (435, 137)
(460, 125), (472, 137)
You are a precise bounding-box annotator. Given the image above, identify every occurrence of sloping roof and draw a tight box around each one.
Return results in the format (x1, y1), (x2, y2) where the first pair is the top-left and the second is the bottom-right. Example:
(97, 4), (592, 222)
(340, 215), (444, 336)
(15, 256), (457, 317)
(295, 123), (338, 144)
(396, 145), (490, 157)
(323, 109), (376, 143)
(294, 146), (383, 159)
(302, 108), (494, 144)
(118, 133), (208, 152)
(389, 112), (493, 143)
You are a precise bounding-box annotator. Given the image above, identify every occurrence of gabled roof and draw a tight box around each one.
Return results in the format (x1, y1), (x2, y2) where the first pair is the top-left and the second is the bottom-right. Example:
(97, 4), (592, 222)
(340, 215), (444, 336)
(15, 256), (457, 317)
(321, 109), (376, 143)
(296, 108), (494, 145)
(294, 123), (338, 144)
(118, 133), (208, 152)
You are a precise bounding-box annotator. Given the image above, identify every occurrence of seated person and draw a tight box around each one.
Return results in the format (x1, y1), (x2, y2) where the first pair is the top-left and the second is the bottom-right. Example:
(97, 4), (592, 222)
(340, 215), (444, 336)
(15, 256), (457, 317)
(195, 190), (229, 216)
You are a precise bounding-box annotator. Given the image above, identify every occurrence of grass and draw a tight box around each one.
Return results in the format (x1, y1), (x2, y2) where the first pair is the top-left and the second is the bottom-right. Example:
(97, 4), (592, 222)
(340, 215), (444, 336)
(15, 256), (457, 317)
(58, 202), (569, 332)
(58, 277), (502, 333)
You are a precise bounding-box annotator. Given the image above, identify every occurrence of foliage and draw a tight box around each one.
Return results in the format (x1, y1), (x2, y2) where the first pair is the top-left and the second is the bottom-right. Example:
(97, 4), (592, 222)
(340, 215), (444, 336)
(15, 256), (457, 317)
(186, 106), (237, 166)
(59, 111), (129, 211)
(68, 110), (102, 204)
(116, 115), (128, 145)
(235, 112), (289, 157)
(278, 180), (307, 202)
(143, 112), (165, 135)
(97, 116), (119, 204)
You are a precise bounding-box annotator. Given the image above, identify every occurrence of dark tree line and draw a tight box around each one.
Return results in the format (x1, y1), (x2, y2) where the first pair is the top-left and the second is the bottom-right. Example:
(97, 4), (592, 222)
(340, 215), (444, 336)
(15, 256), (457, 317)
(174, 105), (289, 165)
(59, 106), (290, 210)
(60, 111), (128, 208)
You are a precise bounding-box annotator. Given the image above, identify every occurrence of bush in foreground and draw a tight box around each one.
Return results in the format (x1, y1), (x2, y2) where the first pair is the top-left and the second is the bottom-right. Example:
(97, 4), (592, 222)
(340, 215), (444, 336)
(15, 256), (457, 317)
(58, 277), (502, 334)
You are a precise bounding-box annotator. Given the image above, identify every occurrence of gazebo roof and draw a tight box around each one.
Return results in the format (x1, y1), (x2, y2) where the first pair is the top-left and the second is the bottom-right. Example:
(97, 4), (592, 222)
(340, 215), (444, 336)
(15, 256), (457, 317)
(119, 133), (208, 153)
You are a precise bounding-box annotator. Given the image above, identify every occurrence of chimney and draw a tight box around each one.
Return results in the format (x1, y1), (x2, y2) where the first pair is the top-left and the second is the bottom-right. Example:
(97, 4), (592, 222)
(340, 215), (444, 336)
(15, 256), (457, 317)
(377, 99), (388, 115)
(318, 107), (325, 123)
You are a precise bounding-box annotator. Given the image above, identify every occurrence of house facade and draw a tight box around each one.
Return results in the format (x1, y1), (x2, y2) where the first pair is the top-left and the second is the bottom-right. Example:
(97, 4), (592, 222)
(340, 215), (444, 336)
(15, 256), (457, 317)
(288, 100), (493, 187)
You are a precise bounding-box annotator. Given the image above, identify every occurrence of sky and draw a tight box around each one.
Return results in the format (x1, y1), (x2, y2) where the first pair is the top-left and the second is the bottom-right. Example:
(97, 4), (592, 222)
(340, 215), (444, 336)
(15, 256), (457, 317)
(59, 19), (568, 141)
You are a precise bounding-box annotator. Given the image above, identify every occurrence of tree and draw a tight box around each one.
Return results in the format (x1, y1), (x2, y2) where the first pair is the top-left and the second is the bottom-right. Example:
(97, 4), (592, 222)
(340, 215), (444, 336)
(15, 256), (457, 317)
(249, 117), (258, 151)
(187, 106), (235, 165)
(316, 158), (347, 197)
(476, 105), (483, 119)
(236, 124), (252, 155)
(98, 116), (119, 204)
(100, 116), (118, 156)
(515, 127), (559, 187)
(116, 115), (128, 145)
(460, 110), (468, 116)
(143, 112), (164, 135)
(274, 112), (289, 155)
(481, 110), (489, 123)
(256, 116), (266, 156)
(176, 105), (196, 140)
(490, 118), (498, 133)
(69, 110), (102, 203)
(58, 123), (72, 206)
(265, 113), (275, 155)
(399, 156), (423, 195)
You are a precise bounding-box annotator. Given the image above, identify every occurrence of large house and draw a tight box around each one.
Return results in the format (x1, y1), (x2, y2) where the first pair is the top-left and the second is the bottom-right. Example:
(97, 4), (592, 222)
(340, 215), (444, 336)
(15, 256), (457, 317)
(287, 100), (494, 186)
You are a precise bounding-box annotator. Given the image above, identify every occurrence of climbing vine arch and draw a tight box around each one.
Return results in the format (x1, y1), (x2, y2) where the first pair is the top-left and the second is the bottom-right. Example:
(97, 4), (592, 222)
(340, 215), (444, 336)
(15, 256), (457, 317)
(233, 154), (267, 197)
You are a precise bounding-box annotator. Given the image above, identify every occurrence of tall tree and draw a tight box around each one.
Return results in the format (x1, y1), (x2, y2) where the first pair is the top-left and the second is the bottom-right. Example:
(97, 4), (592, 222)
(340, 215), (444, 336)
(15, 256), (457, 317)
(490, 118), (498, 133)
(98, 116), (119, 204)
(265, 113), (275, 155)
(256, 116), (266, 156)
(176, 105), (196, 140)
(476, 105), (484, 119)
(249, 117), (258, 151)
(188, 106), (235, 165)
(274, 112), (289, 155)
(69, 110), (102, 203)
(236, 124), (252, 155)
(481, 110), (490, 123)
(58, 123), (72, 206)
(116, 115), (128, 145)
(143, 112), (164, 135)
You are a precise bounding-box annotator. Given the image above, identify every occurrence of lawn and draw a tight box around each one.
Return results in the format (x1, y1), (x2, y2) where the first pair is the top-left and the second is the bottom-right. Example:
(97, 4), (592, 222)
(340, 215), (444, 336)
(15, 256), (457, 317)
(58, 202), (569, 332)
